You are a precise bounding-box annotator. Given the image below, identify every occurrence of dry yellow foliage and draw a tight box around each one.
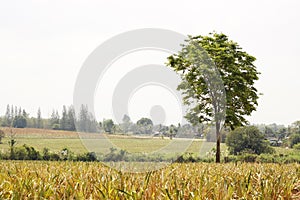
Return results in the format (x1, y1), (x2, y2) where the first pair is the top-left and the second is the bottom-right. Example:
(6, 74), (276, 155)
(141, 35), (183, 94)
(0, 161), (299, 199)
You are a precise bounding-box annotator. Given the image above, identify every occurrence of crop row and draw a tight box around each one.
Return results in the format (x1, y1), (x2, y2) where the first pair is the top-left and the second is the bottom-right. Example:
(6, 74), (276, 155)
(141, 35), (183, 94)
(0, 161), (299, 199)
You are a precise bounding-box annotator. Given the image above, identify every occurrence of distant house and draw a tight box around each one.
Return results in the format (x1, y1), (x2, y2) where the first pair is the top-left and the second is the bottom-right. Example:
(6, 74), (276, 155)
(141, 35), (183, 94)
(152, 131), (161, 137)
(267, 137), (283, 146)
(194, 133), (204, 139)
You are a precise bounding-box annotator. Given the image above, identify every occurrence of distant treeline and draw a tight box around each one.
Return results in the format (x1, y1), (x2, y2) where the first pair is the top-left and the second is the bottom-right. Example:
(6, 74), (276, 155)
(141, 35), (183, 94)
(0, 104), (95, 132)
(0, 104), (203, 138)
(0, 104), (299, 146)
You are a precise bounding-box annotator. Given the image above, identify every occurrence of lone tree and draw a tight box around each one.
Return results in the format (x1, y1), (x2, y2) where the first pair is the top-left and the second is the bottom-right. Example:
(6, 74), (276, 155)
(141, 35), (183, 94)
(137, 118), (153, 134)
(103, 119), (115, 134)
(167, 32), (259, 163)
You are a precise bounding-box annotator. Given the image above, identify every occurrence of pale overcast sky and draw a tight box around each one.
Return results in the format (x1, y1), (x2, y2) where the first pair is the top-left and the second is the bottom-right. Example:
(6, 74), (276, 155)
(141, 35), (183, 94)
(0, 0), (299, 125)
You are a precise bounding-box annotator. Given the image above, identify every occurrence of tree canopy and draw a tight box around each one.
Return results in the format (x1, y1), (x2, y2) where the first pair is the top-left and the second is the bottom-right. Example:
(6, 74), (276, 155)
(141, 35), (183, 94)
(136, 118), (153, 134)
(167, 32), (260, 162)
(226, 126), (274, 155)
(103, 119), (115, 134)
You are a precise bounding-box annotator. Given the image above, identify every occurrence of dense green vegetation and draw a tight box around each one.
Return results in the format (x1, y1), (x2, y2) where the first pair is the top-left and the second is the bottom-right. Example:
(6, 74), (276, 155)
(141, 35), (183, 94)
(226, 126), (274, 155)
(0, 127), (300, 164)
(167, 32), (260, 162)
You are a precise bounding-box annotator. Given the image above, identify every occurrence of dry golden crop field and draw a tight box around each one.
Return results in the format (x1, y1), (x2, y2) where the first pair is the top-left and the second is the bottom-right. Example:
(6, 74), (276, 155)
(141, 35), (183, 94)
(0, 161), (299, 199)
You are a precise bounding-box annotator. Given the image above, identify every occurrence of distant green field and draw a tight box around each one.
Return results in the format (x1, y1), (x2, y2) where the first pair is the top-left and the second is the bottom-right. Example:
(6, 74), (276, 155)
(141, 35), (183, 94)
(0, 128), (295, 159)
(0, 137), (87, 154)
(0, 128), (219, 156)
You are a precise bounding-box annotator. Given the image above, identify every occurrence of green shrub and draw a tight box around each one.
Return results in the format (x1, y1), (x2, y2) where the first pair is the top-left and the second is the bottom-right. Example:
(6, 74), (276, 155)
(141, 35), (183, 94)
(11, 145), (41, 160)
(175, 153), (197, 163)
(256, 154), (277, 163)
(42, 148), (50, 161)
(290, 134), (300, 148)
(50, 153), (60, 161)
(52, 124), (60, 130)
(77, 152), (98, 162)
(0, 130), (4, 144)
(226, 126), (275, 155)
(238, 153), (257, 162)
(292, 143), (300, 150)
(23, 145), (41, 160)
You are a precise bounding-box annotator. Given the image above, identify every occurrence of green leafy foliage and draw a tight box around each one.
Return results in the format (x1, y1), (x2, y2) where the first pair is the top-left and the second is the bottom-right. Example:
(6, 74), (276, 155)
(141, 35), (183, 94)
(290, 134), (300, 148)
(103, 119), (115, 133)
(136, 118), (153, 134)
(167, 32), (260, 162)
(293, 143), (300, 150)
(0, 130), (4, 144)
(226, 126), (274, 155)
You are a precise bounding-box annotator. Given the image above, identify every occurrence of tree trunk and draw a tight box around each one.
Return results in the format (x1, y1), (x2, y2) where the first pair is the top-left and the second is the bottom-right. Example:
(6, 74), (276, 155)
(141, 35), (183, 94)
(216, 122), (221, 163)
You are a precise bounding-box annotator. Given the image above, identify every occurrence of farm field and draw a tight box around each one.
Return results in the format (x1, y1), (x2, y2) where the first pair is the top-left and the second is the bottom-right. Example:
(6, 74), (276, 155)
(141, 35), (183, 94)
(0, 161), (299, 199)
(0, 128), (218, 156)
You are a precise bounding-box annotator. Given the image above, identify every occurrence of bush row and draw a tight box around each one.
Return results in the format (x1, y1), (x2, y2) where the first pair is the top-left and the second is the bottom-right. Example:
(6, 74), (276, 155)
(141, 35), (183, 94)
(224, 153), (300, 164)
(0, 145), (97, 162)
(1, 144), (300, 164)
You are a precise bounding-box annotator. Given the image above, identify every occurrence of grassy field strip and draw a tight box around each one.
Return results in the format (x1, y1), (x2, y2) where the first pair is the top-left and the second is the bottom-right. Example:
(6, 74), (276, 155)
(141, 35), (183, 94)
(0, 137), (219, 156)
(0, 128), (219, 156)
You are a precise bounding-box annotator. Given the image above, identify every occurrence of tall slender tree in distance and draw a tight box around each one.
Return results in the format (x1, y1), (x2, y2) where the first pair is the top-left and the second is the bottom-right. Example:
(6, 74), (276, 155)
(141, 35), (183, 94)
(60, 105), (68, 130)
(36, 108), (42, 128)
